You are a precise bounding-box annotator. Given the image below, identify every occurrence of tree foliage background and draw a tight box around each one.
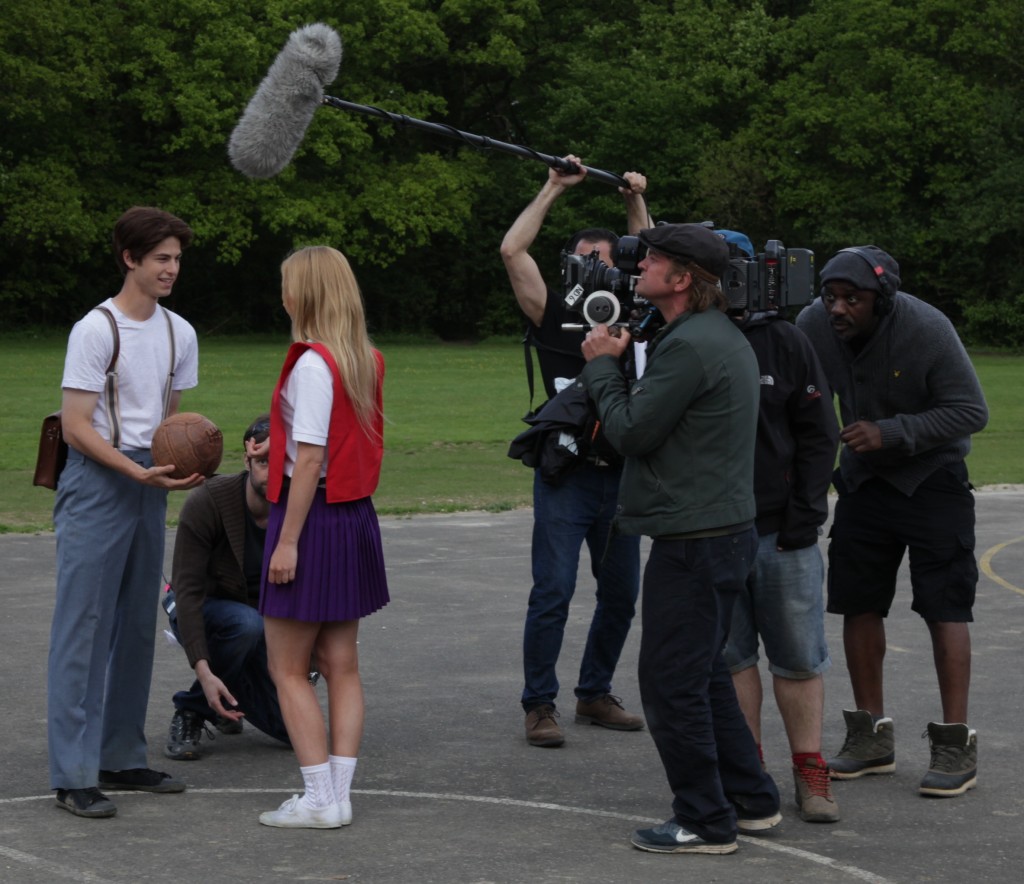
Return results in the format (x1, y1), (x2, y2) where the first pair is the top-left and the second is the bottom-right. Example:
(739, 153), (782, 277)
(2, 0), (1022, 343)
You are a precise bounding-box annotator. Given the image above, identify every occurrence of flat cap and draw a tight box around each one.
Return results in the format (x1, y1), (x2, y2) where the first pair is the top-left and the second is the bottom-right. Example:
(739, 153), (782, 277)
(638, 224), (730, 280)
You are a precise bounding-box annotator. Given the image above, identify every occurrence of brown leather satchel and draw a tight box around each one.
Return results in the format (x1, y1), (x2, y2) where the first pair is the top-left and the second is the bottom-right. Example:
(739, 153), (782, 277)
(33, 307), (120, 490)
(32, 412), (68, 489)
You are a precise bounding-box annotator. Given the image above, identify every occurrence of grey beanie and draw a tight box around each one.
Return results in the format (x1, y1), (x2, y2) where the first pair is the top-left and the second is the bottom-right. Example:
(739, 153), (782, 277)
(820, 246), (900, 293)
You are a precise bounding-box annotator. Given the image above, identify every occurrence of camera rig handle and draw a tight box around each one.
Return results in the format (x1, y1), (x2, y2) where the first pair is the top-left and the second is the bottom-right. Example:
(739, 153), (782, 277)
(322, 95), (629, 189)
(561, 304), (664, 343)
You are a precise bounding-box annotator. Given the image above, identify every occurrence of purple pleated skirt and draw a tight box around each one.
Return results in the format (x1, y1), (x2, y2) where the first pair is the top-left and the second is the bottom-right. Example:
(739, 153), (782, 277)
(259, 488), (390, 622)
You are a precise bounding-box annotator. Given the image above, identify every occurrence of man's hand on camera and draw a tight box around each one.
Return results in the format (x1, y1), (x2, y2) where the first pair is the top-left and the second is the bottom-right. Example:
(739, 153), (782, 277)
(582, 324), (631, 362)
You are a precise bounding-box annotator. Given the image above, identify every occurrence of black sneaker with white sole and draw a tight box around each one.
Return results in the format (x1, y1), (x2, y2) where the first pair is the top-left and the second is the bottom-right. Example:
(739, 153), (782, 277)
(630, 819), (737, 855)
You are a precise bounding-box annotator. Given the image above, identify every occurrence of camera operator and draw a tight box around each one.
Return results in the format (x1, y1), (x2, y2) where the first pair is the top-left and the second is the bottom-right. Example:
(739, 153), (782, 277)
(581, 223), (780, 855)
(499, 156), (650, 748)
(717, 229), (841, 823)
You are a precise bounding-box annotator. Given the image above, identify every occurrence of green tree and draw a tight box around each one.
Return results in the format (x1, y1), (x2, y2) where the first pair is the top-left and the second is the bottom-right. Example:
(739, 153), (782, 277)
(0, 0), (544, 336)
(2, 0), (1021, 340)
(726, 0), (1023, 323)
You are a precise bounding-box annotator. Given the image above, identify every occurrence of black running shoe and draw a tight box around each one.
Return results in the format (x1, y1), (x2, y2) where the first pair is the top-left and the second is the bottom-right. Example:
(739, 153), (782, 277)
(165, 709), (208, 760)
(631, 820), (737, 854)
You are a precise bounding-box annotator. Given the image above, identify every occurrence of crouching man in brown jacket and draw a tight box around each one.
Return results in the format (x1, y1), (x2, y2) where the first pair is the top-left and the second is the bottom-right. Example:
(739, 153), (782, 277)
(162, 414), (291, 760)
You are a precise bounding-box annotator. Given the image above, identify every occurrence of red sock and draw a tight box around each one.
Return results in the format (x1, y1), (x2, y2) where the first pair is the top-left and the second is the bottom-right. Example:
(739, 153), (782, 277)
(792, 752), (825, 769)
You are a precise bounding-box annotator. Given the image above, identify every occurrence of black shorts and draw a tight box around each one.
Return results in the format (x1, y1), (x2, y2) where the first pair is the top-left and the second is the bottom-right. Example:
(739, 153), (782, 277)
(826, 463), (977, 622)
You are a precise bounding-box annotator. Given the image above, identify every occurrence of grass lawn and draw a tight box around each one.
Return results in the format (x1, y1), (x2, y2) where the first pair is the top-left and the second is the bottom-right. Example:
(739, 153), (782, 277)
(1, 335), (536, 533)
(2, 334), (1021, 533)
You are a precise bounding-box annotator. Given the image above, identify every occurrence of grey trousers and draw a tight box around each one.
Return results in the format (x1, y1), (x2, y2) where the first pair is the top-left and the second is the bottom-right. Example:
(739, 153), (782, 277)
(48, 447), (167, 789)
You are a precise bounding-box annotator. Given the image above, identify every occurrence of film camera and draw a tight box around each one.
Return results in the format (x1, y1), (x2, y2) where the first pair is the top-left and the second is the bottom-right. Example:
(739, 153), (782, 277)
(719, 233), (815, 313)
(560, 236), (663, 340)
(560, 227), (815, 338)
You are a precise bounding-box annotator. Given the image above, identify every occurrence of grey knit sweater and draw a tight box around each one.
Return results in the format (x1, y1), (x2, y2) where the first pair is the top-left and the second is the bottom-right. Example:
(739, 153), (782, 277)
(796, 292), (988, 495)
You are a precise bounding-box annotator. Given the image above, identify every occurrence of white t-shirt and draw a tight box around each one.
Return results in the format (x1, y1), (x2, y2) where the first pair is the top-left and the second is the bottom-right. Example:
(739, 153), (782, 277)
(61, 299), (199, 450)
(279, 348), (333, 478)
(553, 341), (648, 393)
(634, 340), (648, 378)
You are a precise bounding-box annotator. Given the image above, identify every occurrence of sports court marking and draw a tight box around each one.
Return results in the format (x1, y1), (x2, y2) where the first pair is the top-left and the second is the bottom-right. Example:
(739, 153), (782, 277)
(0, 843), (117, 883)
(979, 536), (1024, 597)
(1, 788), (893, 883)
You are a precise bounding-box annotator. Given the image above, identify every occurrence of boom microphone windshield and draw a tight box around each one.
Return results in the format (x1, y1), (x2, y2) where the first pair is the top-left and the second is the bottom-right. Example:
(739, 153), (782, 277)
(229, 23), (627, 189)
(228, 23), (342, 178)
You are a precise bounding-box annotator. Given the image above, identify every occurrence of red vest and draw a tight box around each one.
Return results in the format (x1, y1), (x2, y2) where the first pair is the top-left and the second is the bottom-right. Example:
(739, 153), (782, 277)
(267, 341), (385, 504)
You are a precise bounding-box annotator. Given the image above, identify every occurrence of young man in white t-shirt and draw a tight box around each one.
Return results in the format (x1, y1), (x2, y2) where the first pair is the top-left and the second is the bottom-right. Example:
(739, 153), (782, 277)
(49, 206), (204, 818)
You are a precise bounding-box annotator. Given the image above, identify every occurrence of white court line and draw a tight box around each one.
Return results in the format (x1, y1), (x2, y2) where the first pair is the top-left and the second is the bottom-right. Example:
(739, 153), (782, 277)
(2, 788), (893, 883)
(0, 844), (118, 883)
(352, 789), (895, 884)
(384, 554), (527, 568)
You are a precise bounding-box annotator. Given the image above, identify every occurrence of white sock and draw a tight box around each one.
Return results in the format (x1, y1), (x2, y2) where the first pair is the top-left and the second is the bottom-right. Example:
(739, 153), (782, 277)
(299, 762), (335, 809)
(329, 755), (357, 804)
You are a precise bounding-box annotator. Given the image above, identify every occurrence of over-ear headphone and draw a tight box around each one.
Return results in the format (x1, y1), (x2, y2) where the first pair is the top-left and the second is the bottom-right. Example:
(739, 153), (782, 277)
(831, 246), (897, 316)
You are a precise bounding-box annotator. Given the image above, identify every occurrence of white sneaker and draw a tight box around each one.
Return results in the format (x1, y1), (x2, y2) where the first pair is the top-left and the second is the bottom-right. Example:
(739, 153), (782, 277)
(338, 800), (353, 826)
(259, 794), (343, 829)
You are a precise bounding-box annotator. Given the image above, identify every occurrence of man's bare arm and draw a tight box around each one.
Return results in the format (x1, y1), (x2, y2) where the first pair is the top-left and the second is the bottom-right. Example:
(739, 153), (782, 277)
(621, 171), (652, 235)
(500, 156), (588, 326)
(61, 388), (203, 489)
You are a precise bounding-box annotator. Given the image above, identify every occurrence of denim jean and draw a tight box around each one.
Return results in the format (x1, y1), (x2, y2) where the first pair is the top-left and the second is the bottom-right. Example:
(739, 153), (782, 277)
(521, 464), (641, 711)
(639, 529), (779, 843)
(170, 597), (288, 744)
(723, 533), (831, 678)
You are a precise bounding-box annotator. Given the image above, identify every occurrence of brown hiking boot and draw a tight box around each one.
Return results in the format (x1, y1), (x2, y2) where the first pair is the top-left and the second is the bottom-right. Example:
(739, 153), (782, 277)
(574, 694), (644, 731)
(793, 756), (840, 822)
(525, 705), (564, 747)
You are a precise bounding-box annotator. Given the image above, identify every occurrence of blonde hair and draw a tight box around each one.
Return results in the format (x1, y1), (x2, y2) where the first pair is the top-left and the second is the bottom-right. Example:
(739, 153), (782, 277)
(281, 246), (380, 434)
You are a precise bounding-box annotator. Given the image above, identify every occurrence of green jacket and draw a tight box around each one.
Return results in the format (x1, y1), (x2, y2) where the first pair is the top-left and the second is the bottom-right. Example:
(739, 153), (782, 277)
(581, 309), (759, 537)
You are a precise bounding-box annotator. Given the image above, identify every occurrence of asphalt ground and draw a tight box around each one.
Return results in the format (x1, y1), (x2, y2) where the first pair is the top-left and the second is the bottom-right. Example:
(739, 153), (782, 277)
(2, 490), (1023, 883)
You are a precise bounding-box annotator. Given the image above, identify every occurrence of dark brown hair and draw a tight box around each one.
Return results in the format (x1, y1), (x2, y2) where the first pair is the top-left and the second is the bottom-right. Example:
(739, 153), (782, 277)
(112, 207), (193, 275)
